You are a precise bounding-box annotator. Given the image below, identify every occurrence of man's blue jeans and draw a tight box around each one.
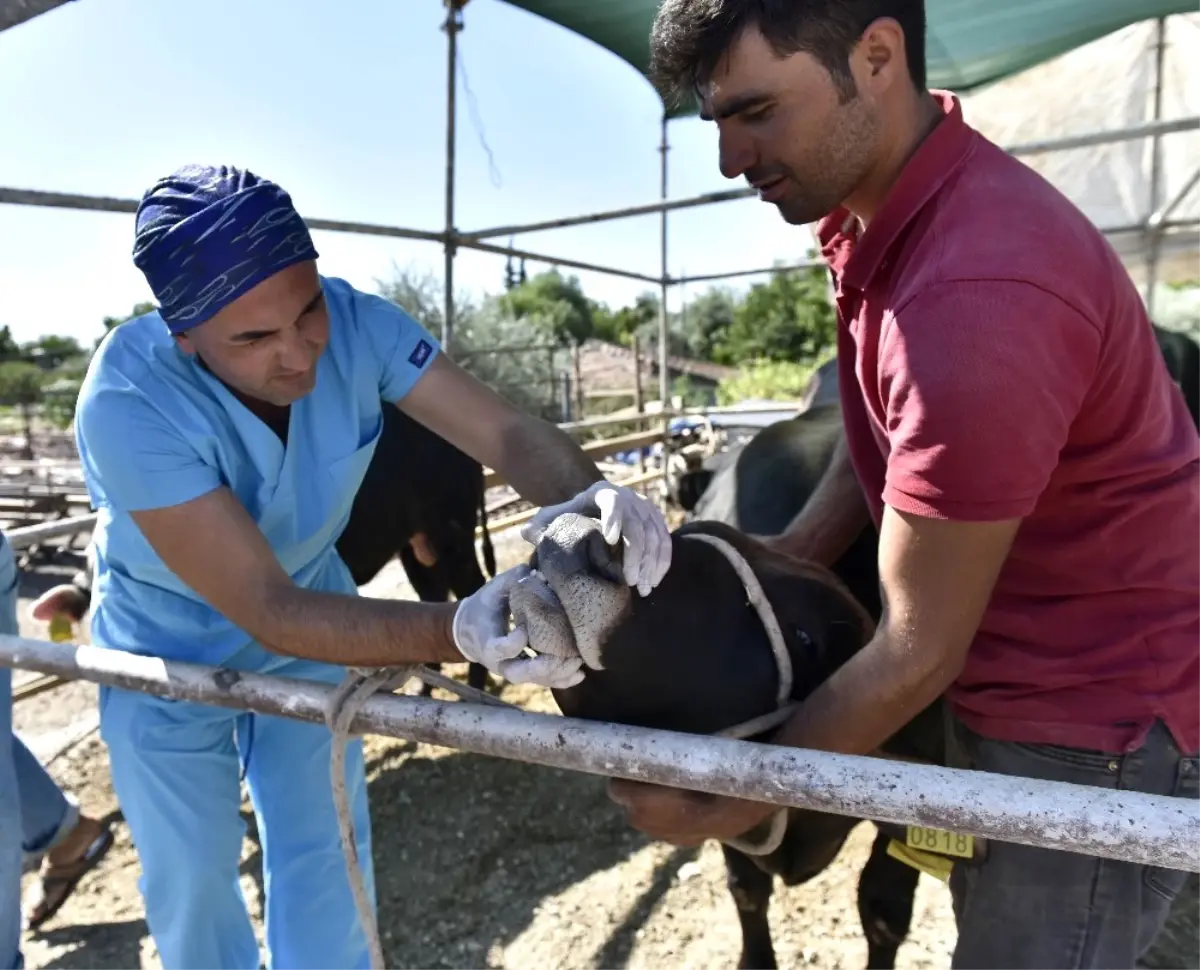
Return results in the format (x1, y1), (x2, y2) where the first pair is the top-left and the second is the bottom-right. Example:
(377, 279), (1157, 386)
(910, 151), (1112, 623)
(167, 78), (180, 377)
(1, 535), (77, 970)
(945, 711), (1198, 968)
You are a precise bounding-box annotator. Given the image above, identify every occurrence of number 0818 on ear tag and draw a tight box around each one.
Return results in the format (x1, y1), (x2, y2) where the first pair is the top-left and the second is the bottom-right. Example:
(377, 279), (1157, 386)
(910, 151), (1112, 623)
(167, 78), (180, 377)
(905, 825), (975, 859)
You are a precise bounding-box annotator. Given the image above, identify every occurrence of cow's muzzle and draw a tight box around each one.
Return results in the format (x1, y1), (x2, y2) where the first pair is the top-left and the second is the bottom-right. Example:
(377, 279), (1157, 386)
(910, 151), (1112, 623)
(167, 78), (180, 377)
(510, 512), (632, 672)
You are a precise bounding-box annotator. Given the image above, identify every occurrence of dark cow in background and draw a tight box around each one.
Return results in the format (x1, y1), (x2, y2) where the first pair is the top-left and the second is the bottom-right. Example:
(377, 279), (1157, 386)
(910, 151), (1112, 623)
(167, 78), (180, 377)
(37, 403), (497, 691)
(668, 355), (842, 514)
(337, 406), (497, 692)
(1153, 324), (1200, 428)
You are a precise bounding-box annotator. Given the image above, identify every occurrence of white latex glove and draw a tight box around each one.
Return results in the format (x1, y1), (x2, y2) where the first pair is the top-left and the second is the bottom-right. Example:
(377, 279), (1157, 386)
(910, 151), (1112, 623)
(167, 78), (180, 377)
(451, 564), (584, 689)
(521, 482), (672, 597)
(497, 650), (584, 690)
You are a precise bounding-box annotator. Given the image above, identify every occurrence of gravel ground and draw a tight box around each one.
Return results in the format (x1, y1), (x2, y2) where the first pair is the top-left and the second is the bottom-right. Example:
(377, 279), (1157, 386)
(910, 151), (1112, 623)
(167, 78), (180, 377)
(9, 540), (1196, 970)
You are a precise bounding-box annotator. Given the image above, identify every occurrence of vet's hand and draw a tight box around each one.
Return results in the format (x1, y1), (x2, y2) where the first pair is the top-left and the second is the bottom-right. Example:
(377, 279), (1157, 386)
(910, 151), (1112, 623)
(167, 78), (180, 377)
(30, 584), (89, 623)
(522, 482), (672, 597)
(606, 779), (776, 846)
(452, 565), (585, 689)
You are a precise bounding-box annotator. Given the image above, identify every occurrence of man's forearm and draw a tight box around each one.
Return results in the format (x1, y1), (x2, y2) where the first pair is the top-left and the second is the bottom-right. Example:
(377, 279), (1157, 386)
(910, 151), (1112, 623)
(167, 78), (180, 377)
(773, 622), (963, 756)
(500, 414), (603, 507)
(776, 432), (870, 566)
(258, 586), (463, 668)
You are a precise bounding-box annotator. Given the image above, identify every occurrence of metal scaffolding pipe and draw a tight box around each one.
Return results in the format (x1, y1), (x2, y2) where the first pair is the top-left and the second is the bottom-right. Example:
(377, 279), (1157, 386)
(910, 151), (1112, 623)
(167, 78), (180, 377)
(454, 119), (1200, 243)
(657, 116), (670, 411)
(1145, 18), (1169, 318)
(460, 237), (662, 285)
(459, 188), (755, 241)
(1148, 167), (1200, 229)
(0, 187), (449, 243)
(0, 635), (1196, 872)
(1006, 115), (1198, 157)
(0, 187), (660, 284)
(7, 513), (97, 550)
(0, 187), (138, 215)
(672, 260), (825, 285)
(1102, 216), (1200, 236)
(442, 3), (462, 346)
(8, 186), (1194, 258)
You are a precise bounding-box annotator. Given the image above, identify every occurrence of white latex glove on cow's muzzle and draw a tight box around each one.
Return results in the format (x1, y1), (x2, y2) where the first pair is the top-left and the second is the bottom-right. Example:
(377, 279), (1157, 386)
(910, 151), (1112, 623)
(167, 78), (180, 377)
(452, 564), (585, 690)
(521, 481), (671, 597)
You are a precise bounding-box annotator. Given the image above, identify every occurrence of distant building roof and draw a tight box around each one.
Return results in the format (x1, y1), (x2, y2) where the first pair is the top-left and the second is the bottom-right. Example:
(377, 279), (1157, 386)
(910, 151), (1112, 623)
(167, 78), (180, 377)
(576, 339), (736, 395)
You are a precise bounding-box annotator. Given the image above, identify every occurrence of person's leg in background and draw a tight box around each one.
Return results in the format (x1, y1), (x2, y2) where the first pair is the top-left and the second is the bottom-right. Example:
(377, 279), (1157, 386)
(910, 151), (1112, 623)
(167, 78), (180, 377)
(2, 664), (26, 970)
(15, 728), (114, 931)
(945, 713), (1198, 969)
(1, 531), (112, 932)
(0, 535), (25, 967)
(240, 654), (375, 970)
(99, 685), (260, 969)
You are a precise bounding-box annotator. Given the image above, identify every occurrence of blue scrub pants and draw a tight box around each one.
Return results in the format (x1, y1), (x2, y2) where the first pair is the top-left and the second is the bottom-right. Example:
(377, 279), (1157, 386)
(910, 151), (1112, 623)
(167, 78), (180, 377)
(99, 643), (375, 970)
(2, 536), (78, 970)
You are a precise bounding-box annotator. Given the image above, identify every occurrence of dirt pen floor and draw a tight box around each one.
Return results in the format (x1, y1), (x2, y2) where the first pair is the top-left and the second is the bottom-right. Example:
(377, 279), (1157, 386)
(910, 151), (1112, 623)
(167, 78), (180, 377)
(10, 535), (1198, 970)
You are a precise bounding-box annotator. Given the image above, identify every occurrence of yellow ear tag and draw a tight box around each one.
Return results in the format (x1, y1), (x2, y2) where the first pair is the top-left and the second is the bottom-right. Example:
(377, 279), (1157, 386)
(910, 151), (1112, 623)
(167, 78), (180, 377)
(886, 839), (955, 883)
(48, 612), (75, 643)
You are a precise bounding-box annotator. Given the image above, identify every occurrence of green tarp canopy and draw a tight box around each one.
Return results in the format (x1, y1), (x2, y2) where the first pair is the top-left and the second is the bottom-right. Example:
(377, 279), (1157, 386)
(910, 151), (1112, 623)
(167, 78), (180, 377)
(3, 1), (1192, 115)
(503, 0), (1196, 117)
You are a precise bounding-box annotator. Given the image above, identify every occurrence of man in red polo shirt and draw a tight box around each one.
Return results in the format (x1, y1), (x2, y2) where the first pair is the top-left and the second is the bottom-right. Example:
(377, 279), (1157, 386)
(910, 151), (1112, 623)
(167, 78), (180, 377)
(609, 2), (1199, 966)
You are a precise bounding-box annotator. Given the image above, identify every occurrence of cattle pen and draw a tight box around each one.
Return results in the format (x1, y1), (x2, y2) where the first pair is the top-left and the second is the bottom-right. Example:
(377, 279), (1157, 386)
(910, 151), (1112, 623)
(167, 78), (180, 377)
(2, 520), (1198, 882)
(3, 3), (1200, 967)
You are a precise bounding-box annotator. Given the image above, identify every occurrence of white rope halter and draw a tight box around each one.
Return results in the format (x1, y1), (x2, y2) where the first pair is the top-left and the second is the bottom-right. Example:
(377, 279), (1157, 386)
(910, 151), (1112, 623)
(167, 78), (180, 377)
(681, 532), (797, 857)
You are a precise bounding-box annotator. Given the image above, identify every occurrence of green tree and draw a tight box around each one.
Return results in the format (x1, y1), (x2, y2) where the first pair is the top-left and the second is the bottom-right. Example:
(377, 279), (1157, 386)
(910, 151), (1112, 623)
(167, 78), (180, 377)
(96, 301), (156, 349)
(716, 357), (829, 405)
(376, 264), (564, 422)
(0, 326), (21, 363)
(22, 335), (85, 370)
(593, 291), (659, 347)
(498, 269), (595, 348)
(373, 260), (488, 355)
(0, 361), (46, 458)
(681, 287), (738, 360)
(102, 301), (155, 331)
(715, 264), (835, 365)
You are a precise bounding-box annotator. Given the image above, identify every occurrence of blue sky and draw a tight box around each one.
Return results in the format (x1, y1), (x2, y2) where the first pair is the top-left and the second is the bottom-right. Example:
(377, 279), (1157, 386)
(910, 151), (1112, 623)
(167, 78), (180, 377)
(0, 0), (814, 346)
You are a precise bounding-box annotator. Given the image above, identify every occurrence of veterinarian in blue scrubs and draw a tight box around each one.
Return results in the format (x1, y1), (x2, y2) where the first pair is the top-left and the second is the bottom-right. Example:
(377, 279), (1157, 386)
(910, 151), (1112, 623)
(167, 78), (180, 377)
(74, 164), (672, 970)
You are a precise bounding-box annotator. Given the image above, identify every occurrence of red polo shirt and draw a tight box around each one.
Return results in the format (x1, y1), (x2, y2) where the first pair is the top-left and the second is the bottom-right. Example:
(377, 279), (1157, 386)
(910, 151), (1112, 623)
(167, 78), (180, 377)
(819, 91), (1199, 755)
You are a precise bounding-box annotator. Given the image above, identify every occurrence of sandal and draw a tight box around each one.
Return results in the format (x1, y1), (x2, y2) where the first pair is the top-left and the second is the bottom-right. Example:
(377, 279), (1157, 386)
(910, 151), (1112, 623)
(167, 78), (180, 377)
(23, 824), (115, 930)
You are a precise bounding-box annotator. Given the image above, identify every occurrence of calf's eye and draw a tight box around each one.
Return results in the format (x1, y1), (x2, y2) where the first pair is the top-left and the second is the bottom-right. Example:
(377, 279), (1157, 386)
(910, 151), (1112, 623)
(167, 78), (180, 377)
(793, 627), (814, 648)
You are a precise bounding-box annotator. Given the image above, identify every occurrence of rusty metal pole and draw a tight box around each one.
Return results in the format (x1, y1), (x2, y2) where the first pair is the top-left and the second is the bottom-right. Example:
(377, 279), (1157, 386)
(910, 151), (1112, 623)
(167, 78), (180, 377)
(1145, 16), (1167, 318)
(632, 334), (646, 476)
(442, 1), (463, 347)
(657, 114), (670, 412)
(1, 635), (1197, 872)
(656, 116), (672, 510)
(7, 513), (97, 549)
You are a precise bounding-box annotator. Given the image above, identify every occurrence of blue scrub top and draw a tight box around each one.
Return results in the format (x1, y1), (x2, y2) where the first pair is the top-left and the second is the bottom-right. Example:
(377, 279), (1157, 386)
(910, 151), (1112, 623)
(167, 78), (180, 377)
(74, 275), (440, 665)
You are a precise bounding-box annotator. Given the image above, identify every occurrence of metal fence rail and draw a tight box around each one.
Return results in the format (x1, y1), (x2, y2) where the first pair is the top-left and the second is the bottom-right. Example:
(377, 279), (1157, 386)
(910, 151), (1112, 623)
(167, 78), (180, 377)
(7, 513), (98, 549)
(1, 634), (1196, 873)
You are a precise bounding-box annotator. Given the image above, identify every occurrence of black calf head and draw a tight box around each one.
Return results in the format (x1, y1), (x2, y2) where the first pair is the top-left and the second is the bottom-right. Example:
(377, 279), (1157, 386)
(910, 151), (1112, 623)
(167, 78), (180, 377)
(518, 514), (874, 738)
